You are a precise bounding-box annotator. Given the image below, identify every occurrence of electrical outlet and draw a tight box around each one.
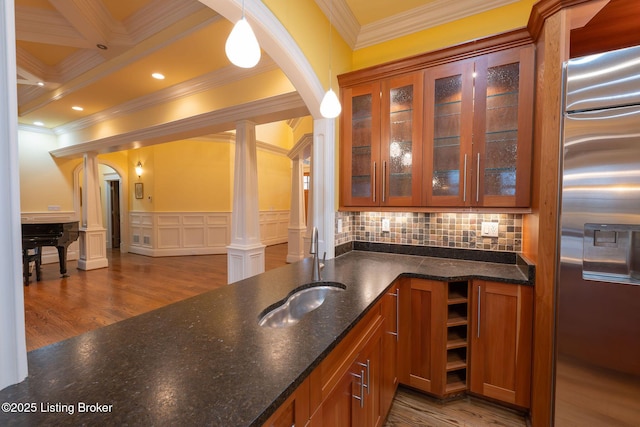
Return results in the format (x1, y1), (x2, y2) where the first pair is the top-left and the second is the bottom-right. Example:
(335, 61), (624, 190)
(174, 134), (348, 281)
(382, 218), (391, 232)
(481, 221), (499, 238)
(337, 218), (343, 233)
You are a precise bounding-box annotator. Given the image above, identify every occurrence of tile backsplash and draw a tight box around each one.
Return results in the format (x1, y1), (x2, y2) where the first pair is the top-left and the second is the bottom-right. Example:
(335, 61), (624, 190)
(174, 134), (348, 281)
(336, 211), (522, 252)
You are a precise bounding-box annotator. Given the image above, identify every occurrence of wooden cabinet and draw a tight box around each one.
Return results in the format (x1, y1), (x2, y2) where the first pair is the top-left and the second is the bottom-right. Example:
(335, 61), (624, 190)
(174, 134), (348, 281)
(398, 278), (470, 397)
(340, 73), (423, 207)
(470, 280), (533, 408)
(423, 45), (534, 208)
(262, 378), (310, 427)
(338, 30), (535, 209)
(380, 282), (400, 415)
(309, 303), (384, 427)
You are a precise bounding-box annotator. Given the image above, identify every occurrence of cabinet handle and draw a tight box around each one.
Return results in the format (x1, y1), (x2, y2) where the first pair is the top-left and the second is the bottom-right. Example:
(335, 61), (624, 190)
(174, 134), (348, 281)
(476, 153), (480, 202)
(352, 370), (365, 407)
(388, 287), (399, 341)
(357, 360), (370, 394)
(477, 285), (481, 338)
(372, 162), (377, 203)
(463, 154), (468, 202)
(382, 161), (387, 203)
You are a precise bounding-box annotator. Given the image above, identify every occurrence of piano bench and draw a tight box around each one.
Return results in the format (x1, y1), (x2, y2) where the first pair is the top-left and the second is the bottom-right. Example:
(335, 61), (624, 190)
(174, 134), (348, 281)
(22, 247), (42, 286)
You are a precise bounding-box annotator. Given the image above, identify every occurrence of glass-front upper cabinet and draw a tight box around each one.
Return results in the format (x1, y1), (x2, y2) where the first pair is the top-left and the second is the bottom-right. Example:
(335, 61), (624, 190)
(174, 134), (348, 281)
(380, 73), (423, 206)
(423, 46), (534, 207)
(473, 46), (534, 207)
(341, 72), (423, 207)
(423, 60), (474, 207)
(341, 82), (381, 207)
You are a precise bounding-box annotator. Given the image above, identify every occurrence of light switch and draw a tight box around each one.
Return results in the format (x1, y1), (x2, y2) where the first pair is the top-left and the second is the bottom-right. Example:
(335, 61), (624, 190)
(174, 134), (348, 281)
(481, 221), (499, 238)
(337, 218), (343, 233)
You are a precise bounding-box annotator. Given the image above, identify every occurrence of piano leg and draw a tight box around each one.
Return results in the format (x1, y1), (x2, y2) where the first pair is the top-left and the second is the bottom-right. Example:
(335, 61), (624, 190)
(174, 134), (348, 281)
(35, 247), (43, 281)
(22, 249), (31, 286)
(56, 246), (69, 277)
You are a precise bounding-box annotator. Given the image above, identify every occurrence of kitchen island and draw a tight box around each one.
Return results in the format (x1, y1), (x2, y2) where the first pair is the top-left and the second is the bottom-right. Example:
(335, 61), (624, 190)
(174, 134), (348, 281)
(0, 249), (533, 426)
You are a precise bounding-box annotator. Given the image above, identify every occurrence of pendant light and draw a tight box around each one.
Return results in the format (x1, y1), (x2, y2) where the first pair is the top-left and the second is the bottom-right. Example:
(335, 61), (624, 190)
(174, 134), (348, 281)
(320, 0), (341, 118)
(225, 0), (261, 68)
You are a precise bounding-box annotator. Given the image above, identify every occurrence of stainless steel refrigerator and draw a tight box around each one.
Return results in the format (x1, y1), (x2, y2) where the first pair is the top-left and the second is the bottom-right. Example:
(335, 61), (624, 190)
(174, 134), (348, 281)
(555, 45), (640, 425)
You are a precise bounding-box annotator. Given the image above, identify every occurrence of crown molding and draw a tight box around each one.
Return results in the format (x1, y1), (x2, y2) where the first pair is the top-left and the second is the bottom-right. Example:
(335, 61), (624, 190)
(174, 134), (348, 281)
(18, 124), (56, 135)
(314, 0), (360, 49)
(355, 0), (518, 49)
(288, 133), (313, 160)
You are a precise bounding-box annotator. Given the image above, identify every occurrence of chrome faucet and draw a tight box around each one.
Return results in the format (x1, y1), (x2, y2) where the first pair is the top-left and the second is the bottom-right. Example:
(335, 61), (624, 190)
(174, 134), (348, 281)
(310, 226), (325, 281)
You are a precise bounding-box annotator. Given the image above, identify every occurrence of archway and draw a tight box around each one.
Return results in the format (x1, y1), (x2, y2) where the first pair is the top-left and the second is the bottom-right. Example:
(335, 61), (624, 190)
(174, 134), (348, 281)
(73, 159), (130, 256)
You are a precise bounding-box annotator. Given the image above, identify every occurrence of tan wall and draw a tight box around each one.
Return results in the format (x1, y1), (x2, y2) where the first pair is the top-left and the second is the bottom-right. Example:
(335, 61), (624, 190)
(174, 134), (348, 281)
(18, 129), (80, 212)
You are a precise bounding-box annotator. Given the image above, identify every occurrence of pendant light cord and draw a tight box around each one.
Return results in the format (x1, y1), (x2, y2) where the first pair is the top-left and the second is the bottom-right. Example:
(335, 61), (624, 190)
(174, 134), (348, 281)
(328, 0), (333, 90)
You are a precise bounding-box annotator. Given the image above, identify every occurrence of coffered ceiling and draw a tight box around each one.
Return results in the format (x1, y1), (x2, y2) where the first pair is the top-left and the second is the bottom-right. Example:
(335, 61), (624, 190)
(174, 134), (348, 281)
(14, 0), (518, 136)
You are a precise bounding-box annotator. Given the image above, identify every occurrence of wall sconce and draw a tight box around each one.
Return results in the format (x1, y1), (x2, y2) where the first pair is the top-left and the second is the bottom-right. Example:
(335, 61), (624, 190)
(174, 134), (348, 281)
(225, 0), (261, 68)
(135, 161), (143, 178)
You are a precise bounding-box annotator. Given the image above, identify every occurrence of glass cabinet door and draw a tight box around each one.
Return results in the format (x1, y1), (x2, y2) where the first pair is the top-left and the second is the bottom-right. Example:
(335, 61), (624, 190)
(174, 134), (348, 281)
(473, 47), (534, 207)
(381, 73), (423, 206)
(341, 83), (380, 206)
(423, 61), (474, 206)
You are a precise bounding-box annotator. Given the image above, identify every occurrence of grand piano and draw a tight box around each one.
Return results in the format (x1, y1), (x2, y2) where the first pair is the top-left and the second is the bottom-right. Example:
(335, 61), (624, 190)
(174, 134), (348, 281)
(21, 221), (80, 285)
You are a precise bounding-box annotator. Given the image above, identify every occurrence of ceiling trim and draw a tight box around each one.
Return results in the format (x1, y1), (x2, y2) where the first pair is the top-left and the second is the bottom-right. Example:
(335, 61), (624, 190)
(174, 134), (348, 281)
(314, 0), (360, 49)
(288, 133), (313, 160)
(314, 0), (519, 50)
(355, 0), (519, 49)
(51, 92), (309, 158)
(53, 57), (279, 136)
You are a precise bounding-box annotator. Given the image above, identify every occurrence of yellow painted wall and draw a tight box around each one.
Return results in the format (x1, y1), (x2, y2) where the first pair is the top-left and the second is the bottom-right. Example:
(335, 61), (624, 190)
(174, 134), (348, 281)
(258, 150), (291, 211)
(18, 129), (80, 212)
(150, 139), (233, 212)
(256, 122), (294, 150)
(129, 147), (154, 212)
(292, 116), (314, 144)
(264, 0), (352, 96)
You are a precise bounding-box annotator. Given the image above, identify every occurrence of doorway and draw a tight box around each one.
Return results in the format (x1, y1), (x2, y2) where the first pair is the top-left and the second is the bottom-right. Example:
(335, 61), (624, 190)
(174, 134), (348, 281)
(108, 180), (121, 248)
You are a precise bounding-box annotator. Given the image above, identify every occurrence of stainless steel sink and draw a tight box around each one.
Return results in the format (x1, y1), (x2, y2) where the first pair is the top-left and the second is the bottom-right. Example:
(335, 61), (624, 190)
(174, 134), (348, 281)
(258, 282), (346, 328)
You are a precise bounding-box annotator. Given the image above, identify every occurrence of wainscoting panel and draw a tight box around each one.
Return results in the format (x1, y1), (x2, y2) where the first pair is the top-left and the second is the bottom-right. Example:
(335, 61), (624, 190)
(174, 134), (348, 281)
(129, 211), (289, 257)
(260, 211), (289, 246)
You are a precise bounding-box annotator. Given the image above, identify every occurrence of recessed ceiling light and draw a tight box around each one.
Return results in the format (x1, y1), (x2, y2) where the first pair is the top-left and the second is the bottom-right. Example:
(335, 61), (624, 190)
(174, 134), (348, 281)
(152, 73), (165, 80)
(72, 106), (84, 111)
(97, 44), (108, 50)
(37, 82), (44, 86)
(34, 121), (44, 126)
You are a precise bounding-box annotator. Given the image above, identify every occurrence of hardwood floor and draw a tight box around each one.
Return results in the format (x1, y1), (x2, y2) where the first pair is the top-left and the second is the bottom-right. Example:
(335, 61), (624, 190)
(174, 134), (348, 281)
(23, 244), (289, 351)
(385, 387), (527, 427)
(23, 245), (527, 426)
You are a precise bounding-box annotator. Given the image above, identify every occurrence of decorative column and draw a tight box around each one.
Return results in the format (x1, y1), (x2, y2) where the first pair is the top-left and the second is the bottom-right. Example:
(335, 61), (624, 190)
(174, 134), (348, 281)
(305, 118), (336, 260)
(303, 149), (314, 257)
(286, 154), (306, 263)
(227, 120), (265, 283)
(78, 152), (109, 270)
(0, 0), (28, 389)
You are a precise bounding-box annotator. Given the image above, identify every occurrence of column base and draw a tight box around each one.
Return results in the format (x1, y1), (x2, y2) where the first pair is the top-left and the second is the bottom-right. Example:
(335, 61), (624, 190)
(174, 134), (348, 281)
(227, 243), (266, 284)
(78, 227), (109, 271)
(286, 225), (307, 263)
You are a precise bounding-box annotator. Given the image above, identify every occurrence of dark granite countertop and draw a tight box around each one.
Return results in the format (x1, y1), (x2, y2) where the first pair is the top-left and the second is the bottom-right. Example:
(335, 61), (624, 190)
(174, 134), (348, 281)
(0, 250), (533, 426)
